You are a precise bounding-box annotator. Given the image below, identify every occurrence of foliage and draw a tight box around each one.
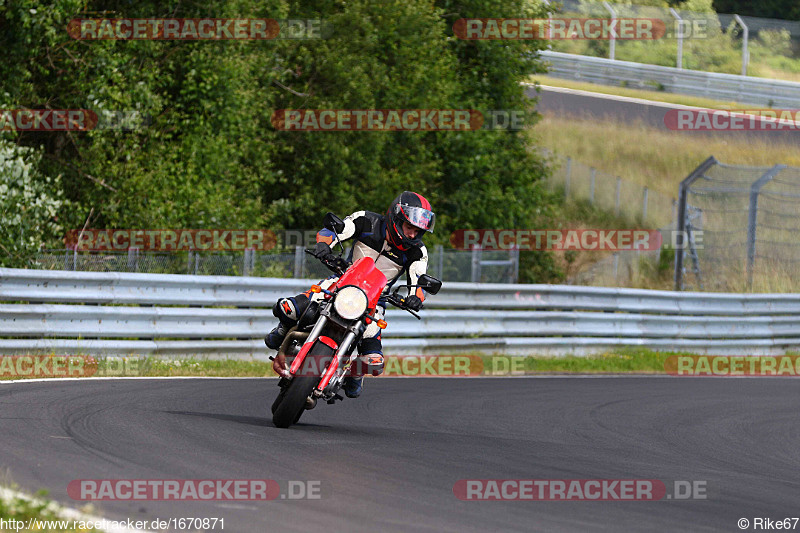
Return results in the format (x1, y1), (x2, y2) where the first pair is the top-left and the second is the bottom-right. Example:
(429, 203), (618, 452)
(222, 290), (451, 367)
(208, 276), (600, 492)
(0, 139), (62, 267)
(0, 0), (562, 280)
(711, 0), (800, 21)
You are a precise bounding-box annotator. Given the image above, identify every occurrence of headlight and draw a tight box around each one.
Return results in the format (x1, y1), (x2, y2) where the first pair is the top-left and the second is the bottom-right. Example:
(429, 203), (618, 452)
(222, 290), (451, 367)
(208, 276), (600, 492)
(333, 286), (368, 320)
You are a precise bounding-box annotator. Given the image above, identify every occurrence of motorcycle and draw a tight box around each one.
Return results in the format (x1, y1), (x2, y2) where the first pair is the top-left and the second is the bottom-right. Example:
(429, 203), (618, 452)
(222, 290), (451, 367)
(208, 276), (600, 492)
(270, 212), (442, 428)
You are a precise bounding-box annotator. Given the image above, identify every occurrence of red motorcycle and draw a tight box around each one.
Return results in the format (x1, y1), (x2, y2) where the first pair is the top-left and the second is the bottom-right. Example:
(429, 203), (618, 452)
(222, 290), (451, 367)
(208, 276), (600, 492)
(271, 213), (442, 428)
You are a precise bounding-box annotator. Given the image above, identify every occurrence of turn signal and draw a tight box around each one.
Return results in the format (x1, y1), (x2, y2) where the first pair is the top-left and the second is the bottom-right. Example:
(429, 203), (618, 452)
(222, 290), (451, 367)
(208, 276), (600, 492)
(310, 285), (322, 293)
(377, 320), (387, 329)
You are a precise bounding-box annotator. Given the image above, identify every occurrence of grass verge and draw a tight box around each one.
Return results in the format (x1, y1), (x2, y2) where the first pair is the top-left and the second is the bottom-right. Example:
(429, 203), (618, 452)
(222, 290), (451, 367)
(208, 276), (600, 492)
(0, 487), (94, 533)
(0, 351), (698, 380)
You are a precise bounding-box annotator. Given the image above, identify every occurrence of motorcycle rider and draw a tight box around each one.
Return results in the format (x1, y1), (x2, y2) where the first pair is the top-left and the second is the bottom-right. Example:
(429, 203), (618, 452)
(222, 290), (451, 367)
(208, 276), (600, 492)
(266, 191), (436, 398)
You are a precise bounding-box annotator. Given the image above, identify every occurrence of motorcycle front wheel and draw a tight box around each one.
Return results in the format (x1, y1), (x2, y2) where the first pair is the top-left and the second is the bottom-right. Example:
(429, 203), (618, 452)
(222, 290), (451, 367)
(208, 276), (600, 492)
(272, 376), (318, 428)
(272, 340), (335, 428)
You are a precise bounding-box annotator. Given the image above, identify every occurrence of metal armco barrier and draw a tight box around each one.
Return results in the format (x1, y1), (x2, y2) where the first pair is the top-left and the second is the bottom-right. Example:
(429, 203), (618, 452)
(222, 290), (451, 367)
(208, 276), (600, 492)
(541, 51), (800, 108)
(1, 268), (799, 357)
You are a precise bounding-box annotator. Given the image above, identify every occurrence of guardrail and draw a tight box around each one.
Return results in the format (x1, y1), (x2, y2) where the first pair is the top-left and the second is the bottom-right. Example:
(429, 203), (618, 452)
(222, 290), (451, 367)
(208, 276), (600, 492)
(1, 268), (798, 357)
(541, 51), (800, 108)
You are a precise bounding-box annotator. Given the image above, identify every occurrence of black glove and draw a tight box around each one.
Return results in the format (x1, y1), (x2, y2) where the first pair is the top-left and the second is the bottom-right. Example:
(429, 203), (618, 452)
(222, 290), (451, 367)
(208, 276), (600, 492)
(311, 241), (332, 259)
(404, 295), (423, 311)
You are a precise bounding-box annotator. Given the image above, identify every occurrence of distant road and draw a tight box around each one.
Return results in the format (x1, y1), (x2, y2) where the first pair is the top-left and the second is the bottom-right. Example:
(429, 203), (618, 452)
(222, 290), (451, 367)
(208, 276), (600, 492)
(529, 84), (800, 145)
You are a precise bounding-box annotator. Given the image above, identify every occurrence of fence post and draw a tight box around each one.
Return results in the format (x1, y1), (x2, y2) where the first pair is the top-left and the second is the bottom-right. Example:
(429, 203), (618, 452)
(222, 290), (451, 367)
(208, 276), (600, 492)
(470, 246), (481, 283)
(746, 164), (786, 289)
(242, 248), (253, 277)
(589, 168), (596, 204)
(670, 8), (684, 69)
(603, 1), (616, 61)
(675, 156), (718, 290)
(435, 244), (444, 280)
(671, 199), (677, 229)
(733, 15), (749, 76)
(565, 157), (572, 199)
(294, 246), (304, 278)
(642, 186), (649, 222)
(511, 247), (520, 283)
(127, 247), (139, 272)
(615, 177), (621, 216)
(541, 0), (553, 45)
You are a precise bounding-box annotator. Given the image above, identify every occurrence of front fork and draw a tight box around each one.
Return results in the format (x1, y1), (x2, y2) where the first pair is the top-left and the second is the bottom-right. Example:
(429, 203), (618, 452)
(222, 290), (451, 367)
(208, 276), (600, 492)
(315, 329), (360, 394)
(286, 314), (364, 395)
(286, 315), (329, 377)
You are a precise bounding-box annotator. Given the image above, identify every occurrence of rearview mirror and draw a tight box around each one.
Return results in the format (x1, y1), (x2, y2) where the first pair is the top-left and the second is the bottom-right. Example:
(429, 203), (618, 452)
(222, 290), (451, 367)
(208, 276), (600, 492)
(417, 274), (442, 295)
(323, 212), (345, 234)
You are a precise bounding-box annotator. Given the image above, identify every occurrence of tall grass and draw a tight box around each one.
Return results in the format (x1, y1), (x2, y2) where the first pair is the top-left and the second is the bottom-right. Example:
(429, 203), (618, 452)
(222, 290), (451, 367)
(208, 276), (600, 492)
(532, 115), (800, 292)
(532, 115), (800, 197)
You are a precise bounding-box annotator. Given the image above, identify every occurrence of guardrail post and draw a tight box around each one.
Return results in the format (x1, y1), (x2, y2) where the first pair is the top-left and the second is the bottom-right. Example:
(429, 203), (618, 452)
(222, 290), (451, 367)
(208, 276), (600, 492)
(675, 156), (718, 290)
(733, 15), (749, 76)
(670, 8), (684, 69)
(615, 177), (621, 216)
(746, 164), (786, 289)
(602, 2), (617, 60)
(589, 168), (596, 204)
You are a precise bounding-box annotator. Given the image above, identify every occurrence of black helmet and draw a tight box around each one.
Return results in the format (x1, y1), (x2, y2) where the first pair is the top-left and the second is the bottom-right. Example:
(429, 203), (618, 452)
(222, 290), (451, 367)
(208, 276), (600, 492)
(385, 191), (435, 250)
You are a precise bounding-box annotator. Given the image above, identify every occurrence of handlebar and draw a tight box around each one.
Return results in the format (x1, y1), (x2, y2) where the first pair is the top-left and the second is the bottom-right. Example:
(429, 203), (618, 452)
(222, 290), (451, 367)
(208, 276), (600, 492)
(305, 248), (349, 276)
(386, 292), (423, 320)
(305, 248), (423, 320)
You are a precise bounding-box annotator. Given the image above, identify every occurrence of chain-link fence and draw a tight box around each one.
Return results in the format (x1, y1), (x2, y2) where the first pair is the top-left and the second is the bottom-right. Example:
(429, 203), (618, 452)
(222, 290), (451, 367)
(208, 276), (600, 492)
(33, 246), (521, 284)
(676, 157), (800, 292)
(545, 152), (677, 229)
(543, 152), (676, 287)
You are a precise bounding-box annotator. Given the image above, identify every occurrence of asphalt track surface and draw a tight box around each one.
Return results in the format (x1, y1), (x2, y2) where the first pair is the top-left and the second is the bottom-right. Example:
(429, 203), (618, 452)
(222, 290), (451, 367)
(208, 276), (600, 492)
(531, 84), (800, 145)
(2, 377), (799, 532)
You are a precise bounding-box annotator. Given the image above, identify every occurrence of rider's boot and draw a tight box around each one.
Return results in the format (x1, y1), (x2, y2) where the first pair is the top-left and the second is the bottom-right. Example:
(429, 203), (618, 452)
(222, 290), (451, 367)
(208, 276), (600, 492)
(267, 296), (304, 351)
(265, 323), (288, 350)
(343, 353), (384, 398)
(342, 376), (363, 398)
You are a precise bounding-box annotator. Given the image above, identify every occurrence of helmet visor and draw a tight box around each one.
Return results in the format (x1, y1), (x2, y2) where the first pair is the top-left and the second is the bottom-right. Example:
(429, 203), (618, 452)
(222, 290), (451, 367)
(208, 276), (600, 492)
(396, 204), (436, 233)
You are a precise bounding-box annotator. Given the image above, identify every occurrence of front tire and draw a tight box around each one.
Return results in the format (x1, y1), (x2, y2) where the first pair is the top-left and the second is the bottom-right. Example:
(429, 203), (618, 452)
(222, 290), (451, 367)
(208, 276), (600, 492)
(272, 341), (336, 428)
(272, 376), (318, 428)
